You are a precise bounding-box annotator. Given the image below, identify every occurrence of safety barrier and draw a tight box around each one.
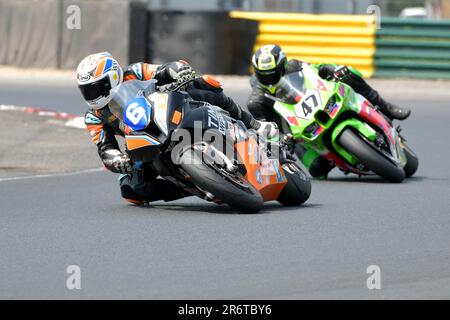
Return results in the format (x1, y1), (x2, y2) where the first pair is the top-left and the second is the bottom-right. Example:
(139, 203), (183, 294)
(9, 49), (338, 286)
(0, 0), (138, 68)
(0, 1), (258, 74)
(230, 11), (376, 78)
(375, 18), (450, 79)
(147, 11), (258, 75)
(2, 1), (449, 79)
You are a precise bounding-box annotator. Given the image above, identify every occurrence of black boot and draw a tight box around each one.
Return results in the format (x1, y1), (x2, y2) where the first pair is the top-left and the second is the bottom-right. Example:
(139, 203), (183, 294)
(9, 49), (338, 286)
(375, 100), (411, 121)
(295, 142), (334, 179)
(323, 65), (411, 121)
(359, 85), (411, 121)
(355, 80), (411, 120)
(142, 179), (191, 202)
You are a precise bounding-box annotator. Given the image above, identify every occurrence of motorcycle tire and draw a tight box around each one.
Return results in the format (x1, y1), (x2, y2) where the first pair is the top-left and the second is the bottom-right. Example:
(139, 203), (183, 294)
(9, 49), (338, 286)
(402, 143), (419, 178)
(278, 162), (311, 206)
(337, 128), (405, 183)
(179, 149), (264, 213)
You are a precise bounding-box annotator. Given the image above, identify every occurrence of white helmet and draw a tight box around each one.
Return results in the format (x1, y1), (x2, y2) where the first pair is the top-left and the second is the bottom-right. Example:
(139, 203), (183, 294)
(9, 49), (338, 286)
(77, 52), (123, 109)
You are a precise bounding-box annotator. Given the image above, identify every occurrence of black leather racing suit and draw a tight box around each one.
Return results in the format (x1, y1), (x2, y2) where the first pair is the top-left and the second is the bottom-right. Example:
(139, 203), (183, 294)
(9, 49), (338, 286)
(84, 61), (258, 204)
(247, 59), (386, 126)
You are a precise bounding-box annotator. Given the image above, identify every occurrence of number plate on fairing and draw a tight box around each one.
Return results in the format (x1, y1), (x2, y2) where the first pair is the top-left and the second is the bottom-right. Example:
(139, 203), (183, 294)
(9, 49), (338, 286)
(294, 89), (322, 120)
(123, 97), (151, 131)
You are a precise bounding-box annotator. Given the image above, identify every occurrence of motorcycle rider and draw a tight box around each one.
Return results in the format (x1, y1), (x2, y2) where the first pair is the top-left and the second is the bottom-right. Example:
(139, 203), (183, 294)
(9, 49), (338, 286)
(247, 44), (411, 179)
(77, 52), (277, 205)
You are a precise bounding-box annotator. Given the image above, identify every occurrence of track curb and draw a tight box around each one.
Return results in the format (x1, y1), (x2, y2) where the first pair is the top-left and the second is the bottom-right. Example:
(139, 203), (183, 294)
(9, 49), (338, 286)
(0, 104), (85, 129)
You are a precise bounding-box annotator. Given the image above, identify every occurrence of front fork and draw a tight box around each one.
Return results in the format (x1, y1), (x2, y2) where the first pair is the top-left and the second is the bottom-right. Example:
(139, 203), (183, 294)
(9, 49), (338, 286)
(359, 100), (408, 168)
(331, 118), (377, 165)
(395, 128), (408, 167)
(331, 118), (406, 168)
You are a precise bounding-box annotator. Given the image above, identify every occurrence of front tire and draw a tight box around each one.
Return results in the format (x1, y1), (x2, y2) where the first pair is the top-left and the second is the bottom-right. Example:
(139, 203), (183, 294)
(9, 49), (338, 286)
(402, 143), (419, 178)
(179, 149), (264, 213)
(337, 129), (405, 183)
(278, 162), (311, 206)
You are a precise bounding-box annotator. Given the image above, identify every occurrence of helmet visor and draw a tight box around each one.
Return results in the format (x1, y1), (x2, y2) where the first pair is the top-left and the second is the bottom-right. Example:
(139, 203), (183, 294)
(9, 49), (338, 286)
(78, 77), (112, 102)
(255, 69), (281, 86)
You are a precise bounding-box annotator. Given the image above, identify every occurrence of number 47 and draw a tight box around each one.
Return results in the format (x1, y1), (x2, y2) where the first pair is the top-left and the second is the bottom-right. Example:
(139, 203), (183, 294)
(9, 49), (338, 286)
(295, 90), (320, 119)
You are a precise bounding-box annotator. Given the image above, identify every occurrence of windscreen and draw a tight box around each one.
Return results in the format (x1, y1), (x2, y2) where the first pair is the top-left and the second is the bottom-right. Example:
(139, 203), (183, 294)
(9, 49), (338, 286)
(275, 71), (307, 105)
(109, 79), (157, 121)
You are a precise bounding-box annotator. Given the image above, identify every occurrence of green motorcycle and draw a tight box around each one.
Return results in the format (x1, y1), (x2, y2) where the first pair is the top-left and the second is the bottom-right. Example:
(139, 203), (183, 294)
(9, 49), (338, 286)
(267, 65), (418, 183)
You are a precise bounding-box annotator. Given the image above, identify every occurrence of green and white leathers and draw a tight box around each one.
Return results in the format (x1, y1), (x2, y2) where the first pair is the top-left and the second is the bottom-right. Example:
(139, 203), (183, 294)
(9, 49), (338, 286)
(266, 63), (418, 182)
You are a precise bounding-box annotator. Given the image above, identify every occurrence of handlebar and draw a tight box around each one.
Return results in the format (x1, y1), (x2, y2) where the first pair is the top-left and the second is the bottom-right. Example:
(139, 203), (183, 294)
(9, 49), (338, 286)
(158, 78), (196, 93)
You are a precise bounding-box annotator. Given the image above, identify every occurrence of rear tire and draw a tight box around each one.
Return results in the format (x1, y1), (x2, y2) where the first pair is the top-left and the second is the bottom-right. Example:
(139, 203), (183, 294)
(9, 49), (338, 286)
(179, 149), (264, 213)
(278, 162), (311, 206)
(337, 129), (405, 183)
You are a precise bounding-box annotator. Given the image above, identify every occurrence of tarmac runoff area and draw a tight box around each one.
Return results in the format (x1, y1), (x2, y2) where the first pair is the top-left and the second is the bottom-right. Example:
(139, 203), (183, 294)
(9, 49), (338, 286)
(0, 106), (100, 179)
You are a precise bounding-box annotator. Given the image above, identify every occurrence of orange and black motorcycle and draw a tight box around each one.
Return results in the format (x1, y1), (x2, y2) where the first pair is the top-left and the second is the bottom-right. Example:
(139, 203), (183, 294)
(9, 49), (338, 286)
(109, 79), (311, 213)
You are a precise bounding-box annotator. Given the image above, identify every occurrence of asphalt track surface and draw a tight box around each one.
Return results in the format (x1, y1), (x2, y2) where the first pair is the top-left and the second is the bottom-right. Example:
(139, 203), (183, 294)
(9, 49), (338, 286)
(1, 83), (450, 299)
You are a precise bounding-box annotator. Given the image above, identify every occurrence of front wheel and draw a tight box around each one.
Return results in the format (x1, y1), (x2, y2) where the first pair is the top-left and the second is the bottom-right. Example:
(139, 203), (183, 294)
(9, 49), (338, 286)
(401, 143), (419, 178)
(179, 149), (264, 213)
(337, 129), (405, 183)
(277, 162), (311, 206)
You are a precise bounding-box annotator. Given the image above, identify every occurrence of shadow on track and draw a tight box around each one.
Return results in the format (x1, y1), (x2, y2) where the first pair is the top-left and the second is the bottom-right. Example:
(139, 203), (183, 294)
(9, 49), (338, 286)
(323, 175), (427, 184)
(129, 200), (323, 215)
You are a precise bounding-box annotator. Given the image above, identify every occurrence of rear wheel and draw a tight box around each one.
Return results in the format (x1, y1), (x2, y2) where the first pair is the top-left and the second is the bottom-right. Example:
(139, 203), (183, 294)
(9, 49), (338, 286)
(337, 129), (405, 183)
(278, 162), (311, 206)
(179, 149), (264, 213)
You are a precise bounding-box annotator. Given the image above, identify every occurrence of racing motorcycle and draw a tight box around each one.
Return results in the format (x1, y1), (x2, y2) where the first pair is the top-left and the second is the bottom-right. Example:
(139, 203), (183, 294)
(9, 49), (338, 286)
(108, 79), (311, 213)
(268, 65), (418, 182)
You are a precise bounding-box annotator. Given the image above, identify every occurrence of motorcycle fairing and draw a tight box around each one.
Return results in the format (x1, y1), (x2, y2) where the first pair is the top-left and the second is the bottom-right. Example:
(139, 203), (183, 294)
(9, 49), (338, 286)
(235, 135), (287, 201)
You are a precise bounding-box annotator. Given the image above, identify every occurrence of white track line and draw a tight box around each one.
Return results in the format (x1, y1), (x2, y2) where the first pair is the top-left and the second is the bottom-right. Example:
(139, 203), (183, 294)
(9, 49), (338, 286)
(0, 168), (104, 182)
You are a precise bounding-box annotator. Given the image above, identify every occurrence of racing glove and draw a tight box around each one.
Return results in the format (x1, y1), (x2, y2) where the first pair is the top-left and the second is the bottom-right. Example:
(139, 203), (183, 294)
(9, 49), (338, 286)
(103, 149), (133, 174)
(170, 64), (196, 85)
(319, 65), (350, 82)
